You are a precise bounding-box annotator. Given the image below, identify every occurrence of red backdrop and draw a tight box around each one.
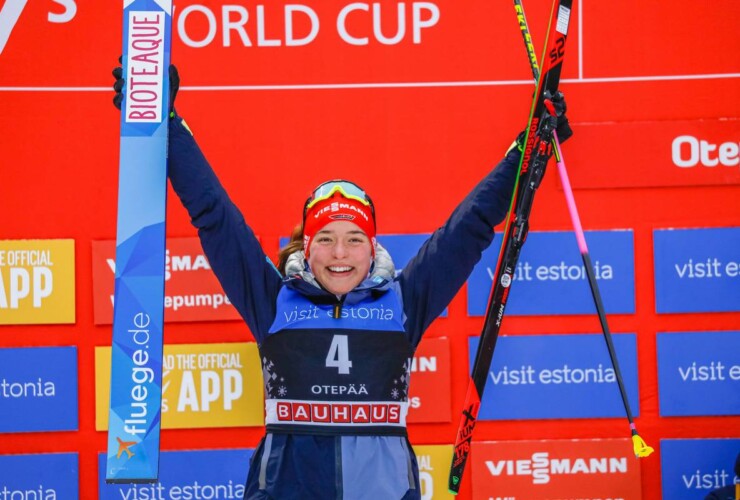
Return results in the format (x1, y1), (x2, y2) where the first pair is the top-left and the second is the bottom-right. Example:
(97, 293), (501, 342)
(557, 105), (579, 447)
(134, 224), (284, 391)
(1, 0), (739, 498)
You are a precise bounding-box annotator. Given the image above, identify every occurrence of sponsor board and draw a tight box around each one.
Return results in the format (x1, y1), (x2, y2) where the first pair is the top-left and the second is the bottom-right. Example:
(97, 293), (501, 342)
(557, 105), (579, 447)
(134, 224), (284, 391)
(567, 119), (740, 189)
(412, 444), (456, 500)
(471, 439), (642, 499)
(92, 238), (242, 324)
(99, 449), (252, 500)
(96, 343), (264, 430)
(467, 230), (635, 316)
(377, 233), (447, 317)
(654, 227), (740, 313)
(0, 239), (74, 324)
(408, 337), (451, 423)
(469, 333), (639, 419)
(0, 346), (78, 433)
(661, 438), (740, 500)
(657, 331), (740, 416)
(0, 453), (79, 498)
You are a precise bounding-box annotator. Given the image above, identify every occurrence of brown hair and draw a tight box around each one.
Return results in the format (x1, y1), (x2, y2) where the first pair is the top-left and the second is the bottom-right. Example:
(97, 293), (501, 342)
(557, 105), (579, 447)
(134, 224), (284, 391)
(277, 223), (304, 275)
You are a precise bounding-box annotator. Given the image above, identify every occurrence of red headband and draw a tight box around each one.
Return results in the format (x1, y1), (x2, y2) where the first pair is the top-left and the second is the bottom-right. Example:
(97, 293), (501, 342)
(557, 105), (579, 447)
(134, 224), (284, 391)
(303, 194), (376, 258)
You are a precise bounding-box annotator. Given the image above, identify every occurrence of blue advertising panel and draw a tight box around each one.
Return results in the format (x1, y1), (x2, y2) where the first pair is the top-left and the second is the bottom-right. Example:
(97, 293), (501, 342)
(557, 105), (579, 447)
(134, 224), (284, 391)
(0, 346), (77, 433)
(654, 227), (740, 313)
(467, 230), (635, 316)
(661, 439), (740, 500)
(657, 331), (740, 416)
(99, 449), (253, 499)
(377, 234), (447, 317)
(0, 453), (78, 498)
(469, 333), (639, 419)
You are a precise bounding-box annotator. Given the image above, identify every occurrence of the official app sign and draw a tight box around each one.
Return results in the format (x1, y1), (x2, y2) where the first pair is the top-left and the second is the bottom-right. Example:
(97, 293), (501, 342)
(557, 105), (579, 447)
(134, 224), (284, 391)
(0, 346), (78, 432)
(0, 453), (78, 498)
(657, 331), (740, 416)
(0, 239), (75, 324)
(654, 227), (740, 313)
(661, 439), (740, 500)
(471, 439), (642, 499)
(412, 444), (456, 499)
(96, 343), (264, 430)
(469, 333), (639, 419)
(99, 449), (252, 499)
(467, 230), (635, 316)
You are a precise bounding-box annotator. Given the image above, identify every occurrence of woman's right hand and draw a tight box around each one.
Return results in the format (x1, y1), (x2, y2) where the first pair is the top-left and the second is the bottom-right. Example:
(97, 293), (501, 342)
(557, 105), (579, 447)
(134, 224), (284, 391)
(111, 57), (180, 115)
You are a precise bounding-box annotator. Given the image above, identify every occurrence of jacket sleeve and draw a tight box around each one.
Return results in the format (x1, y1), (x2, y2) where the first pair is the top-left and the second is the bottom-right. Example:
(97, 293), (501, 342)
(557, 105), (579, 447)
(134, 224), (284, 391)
(167, 116), (282, 343)
(399, 148), (520, 346)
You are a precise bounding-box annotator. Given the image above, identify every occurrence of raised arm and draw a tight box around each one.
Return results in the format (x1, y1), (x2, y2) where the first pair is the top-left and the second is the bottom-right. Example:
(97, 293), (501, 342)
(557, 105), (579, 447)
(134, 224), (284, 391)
(166, 116), (282, 342)
(399, 147), (520, 346)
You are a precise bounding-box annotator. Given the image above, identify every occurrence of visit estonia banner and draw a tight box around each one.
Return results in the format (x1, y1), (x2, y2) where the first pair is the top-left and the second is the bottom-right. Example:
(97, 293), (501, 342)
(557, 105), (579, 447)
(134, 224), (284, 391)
(467, 230), (635, 316)
(99, 449), (253, 499)
(469, 333), (639, 420)
(106, 0), (172, 483)
(654, 227), (740, 313)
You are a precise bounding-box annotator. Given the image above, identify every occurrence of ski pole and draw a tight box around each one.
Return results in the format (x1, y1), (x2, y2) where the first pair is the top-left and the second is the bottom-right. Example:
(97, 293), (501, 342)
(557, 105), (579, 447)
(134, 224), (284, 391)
(513, 0), (653, 458)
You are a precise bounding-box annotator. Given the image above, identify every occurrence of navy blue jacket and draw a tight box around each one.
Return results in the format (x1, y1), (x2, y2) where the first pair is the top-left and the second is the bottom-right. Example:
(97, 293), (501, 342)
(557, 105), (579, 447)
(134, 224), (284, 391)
(167, 116), (519, 499)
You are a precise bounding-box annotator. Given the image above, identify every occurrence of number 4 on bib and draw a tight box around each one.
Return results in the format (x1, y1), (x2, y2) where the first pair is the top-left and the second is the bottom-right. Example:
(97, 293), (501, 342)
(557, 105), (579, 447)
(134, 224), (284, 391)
(326, 335), (353, 374)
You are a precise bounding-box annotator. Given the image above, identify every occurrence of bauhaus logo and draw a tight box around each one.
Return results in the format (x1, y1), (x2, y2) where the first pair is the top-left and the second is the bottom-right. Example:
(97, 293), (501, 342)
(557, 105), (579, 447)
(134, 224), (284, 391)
(0, 0), (77, 54)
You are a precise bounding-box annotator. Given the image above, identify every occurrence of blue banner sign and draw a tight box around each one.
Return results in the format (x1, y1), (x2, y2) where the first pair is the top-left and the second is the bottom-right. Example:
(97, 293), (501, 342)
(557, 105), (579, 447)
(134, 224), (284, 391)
(657, 331), (740, 416)
(467, 230), (635, 316)
(661, 439), (740, 500)
(654, 227), (740, 313)
(107, 0), (173, 482)
(0, 346), (77, 433)
(0, 453), (78, 498)
(377, 234), (447, 317)
(99, 449), (253, 499)
(469, 333), (639, 419)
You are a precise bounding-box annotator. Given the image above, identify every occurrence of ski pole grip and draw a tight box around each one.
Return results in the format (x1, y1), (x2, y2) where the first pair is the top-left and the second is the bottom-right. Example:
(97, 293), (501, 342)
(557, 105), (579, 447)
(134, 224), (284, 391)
(544, 99), (556, 116)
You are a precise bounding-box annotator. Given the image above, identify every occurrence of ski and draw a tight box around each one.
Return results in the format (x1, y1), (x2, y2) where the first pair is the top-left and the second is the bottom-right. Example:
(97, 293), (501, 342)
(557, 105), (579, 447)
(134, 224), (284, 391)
(513, 0), (653, 459)
(105, 0), (173, 483)
(448, 0), (573, 493)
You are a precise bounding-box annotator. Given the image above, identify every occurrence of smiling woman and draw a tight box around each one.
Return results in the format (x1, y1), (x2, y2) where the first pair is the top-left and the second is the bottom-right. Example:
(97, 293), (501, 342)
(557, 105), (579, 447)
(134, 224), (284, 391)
(111, 63), (572, 499)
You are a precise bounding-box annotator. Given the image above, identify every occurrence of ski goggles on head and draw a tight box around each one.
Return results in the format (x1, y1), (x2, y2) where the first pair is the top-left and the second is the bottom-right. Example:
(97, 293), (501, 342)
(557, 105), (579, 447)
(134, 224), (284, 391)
(303, 180), (375, 223)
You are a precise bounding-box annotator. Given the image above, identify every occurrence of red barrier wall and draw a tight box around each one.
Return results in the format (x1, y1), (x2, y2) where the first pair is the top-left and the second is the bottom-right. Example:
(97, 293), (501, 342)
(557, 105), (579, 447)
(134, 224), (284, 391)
(1, 0), (738, 498)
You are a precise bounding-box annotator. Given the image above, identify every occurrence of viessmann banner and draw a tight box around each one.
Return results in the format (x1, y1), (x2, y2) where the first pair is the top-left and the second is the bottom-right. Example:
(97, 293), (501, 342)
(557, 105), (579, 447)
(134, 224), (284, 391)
(96, 342), (264, 430)
(0, 239), (75, 325)
(471, 439), (642, 499)
(92, 238), (242, 323)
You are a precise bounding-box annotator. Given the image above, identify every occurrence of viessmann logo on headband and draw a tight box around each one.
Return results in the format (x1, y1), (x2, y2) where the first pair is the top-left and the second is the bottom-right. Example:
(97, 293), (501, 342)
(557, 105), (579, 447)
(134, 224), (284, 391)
(313, 201), (371, 222)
